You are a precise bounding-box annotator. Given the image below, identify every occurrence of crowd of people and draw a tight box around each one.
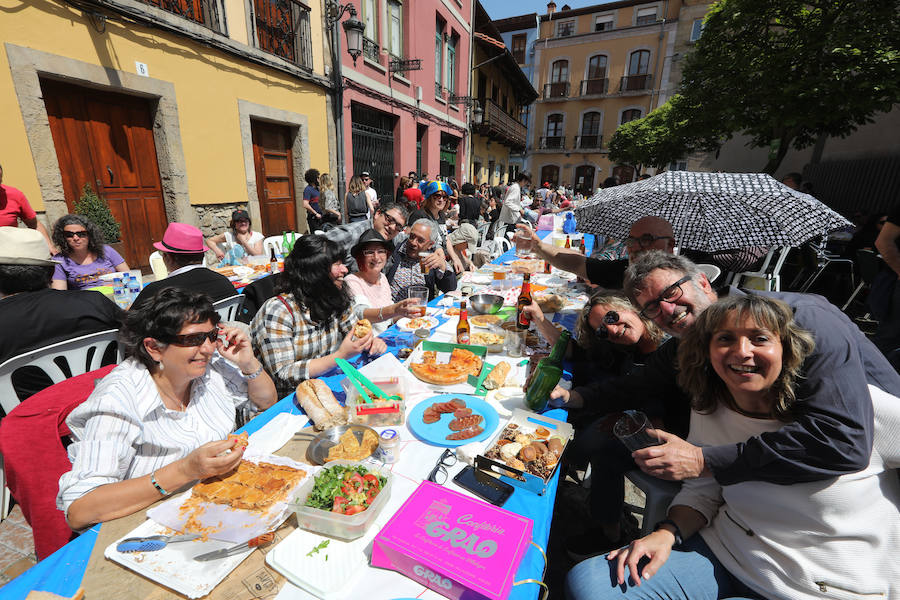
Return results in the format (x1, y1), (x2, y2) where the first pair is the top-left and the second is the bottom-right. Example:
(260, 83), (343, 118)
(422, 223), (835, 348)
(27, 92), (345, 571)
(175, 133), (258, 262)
(1, 163), (899, 600)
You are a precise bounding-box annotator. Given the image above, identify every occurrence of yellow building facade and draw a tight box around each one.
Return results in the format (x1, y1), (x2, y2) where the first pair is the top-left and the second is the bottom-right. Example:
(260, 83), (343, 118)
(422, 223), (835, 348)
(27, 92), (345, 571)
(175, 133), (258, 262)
(529, 0), (680, 193)
(469, 1), (538, 187)
(1, 0), (333, 268)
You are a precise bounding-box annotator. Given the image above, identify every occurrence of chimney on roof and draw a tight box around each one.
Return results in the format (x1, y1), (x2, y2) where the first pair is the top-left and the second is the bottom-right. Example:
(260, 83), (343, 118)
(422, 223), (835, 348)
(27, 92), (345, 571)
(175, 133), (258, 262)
(547, 2), (556, 15)
(561, 3), (571, 10)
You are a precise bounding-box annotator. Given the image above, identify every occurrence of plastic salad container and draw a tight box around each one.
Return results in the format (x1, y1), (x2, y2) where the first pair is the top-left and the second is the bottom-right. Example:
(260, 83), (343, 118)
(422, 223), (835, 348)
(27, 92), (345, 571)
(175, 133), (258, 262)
(291, 461), (393, 541)
(340, 376), (406, 427)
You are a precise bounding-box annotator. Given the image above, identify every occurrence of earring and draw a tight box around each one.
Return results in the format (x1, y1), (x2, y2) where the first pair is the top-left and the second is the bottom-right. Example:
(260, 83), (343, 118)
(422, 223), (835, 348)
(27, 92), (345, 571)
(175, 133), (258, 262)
(158, 361), (164, 372)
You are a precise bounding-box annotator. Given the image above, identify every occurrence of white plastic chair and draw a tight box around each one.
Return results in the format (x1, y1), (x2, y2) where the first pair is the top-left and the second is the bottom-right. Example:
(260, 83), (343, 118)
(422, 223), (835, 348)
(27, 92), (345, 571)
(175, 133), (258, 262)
(213, 295), (246, 323)
(625, 470), (683, 536)
(0, 329), (123, 520)
(149, 250), (168, 280)
(263, 236), (282, 256)
(696, 263), (722, 284)
(730, 246), (791, 292)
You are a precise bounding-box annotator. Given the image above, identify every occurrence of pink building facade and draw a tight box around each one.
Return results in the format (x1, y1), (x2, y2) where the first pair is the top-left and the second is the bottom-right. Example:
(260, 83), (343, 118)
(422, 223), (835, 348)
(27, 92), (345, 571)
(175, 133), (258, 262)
(340, 0), (473, 201)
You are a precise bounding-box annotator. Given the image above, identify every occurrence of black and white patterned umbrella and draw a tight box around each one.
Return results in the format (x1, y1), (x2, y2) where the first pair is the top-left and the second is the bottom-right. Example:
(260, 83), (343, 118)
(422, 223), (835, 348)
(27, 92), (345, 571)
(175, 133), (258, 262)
(574, 172), (851, 252)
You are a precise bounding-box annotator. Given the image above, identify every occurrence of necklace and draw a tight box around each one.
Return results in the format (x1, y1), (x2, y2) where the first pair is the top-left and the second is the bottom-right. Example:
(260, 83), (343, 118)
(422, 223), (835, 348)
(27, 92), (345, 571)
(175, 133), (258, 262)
(153, 374), (190, 412)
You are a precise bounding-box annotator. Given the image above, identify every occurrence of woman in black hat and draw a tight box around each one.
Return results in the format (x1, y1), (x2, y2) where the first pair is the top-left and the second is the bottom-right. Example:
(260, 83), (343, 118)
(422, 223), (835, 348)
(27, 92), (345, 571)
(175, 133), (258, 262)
(344, 229), (418, 334)
(206, 209), (264, 260)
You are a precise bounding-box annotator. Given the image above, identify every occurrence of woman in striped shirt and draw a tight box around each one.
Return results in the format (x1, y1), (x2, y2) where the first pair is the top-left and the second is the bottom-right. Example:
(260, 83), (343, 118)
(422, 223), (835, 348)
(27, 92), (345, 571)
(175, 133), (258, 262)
(58, 288), (277, 530)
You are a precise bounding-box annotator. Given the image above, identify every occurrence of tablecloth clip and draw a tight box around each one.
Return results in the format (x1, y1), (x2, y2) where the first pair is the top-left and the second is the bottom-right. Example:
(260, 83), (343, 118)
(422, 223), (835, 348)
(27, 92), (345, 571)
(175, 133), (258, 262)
(512, 540), (549, 600)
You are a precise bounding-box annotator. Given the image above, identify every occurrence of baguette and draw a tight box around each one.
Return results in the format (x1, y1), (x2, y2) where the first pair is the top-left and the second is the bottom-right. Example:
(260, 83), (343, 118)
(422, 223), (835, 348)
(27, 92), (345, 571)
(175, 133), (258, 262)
(483, 361), (511, 390)
(295, 379), (348, 430)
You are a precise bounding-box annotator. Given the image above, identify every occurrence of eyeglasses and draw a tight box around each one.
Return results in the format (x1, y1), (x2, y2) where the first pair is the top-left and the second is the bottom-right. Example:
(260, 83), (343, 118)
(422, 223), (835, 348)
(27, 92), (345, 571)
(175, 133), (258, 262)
(164, 328), (219, 347)
(64, 230), (89, 239)
(362, 248), (388, 257)
(594, 310), (620, 339)
(625, 234), (673, 249)
(639, 275), (692, 319)
(380, 211), (405, 229)
(426, 449), (458, 484)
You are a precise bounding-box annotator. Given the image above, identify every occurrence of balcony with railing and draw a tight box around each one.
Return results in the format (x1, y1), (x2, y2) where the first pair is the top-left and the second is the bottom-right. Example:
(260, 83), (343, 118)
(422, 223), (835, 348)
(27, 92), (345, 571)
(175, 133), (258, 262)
(476, 99), (527, 150)
(140, 0), (225, 32)
(575, 134), (603, 150)
(362, 37), (380, 62)
(539, 135), (566, 150)
(619, 73), (653, 92)
(543, 81), (570, 100)
(580, 78), (609, 96)
(254, 0), (313, 68)
(435, 82), (444, 98)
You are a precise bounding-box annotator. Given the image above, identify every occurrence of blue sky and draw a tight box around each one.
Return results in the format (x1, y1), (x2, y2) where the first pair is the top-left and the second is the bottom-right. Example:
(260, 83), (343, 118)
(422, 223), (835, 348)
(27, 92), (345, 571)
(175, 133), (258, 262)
(480, 0), (613, 20)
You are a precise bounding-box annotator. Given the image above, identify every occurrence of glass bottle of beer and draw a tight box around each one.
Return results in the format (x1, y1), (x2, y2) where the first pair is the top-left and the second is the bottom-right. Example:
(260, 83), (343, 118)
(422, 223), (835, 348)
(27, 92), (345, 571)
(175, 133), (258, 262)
(524, 330), (571, 412)
(456, 299), (470, 344)
(516, 273), (533, 330)
(269, 246), (280, 274)
(564, 235), (571, 248)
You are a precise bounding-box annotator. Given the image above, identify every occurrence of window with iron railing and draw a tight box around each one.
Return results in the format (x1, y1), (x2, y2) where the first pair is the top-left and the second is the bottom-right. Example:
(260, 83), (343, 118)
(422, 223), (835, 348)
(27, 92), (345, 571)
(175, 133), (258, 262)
(363, 37), (380, 61)
(254, 0), (313, 68)
(140, 0), (224, 32)
(557, 20), (575, 37)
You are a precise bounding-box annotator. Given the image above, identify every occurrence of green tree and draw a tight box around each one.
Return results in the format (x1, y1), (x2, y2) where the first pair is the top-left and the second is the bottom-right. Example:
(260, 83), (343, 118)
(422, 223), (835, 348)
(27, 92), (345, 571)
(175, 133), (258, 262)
(610, 0), (900, 174)
(73, 183), (121, 243)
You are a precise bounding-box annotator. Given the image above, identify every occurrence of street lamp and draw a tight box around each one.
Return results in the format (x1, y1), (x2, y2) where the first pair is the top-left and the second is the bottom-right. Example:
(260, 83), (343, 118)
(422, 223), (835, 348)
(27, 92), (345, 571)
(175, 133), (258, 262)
(326, 3), (366, 66)
(472, 101), (484, 126)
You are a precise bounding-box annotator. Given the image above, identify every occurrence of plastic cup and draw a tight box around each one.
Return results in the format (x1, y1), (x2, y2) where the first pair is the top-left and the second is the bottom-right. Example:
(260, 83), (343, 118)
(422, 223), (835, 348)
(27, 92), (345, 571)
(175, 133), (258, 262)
(613, 410), (662, 452)
(408, 286), (428, 316)
(504, 329), (525, 358)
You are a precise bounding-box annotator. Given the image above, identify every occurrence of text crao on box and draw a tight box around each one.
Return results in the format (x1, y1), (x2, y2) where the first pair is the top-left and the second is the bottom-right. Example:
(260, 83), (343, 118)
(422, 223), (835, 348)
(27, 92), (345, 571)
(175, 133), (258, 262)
(371, 481), (532, 600)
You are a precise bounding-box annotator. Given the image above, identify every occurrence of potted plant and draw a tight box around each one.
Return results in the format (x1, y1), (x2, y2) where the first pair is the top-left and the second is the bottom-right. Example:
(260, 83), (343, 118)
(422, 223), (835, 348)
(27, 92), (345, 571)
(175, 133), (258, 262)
(73, 183), (125, 255)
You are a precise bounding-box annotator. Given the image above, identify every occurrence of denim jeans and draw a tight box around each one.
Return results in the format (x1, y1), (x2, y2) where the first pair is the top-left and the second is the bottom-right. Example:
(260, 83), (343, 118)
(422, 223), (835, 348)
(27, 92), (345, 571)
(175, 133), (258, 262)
(565, 535), (767, 600)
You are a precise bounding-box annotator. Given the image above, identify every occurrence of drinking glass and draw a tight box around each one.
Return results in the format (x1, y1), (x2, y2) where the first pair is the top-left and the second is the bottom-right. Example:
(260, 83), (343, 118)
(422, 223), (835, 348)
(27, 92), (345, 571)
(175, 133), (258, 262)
(418, 251), (433, 274)
(613, 410), (662, 452)
(504, 329), (526, 358)
(408, 286), (428, 317)
(515, 230), (533, 258)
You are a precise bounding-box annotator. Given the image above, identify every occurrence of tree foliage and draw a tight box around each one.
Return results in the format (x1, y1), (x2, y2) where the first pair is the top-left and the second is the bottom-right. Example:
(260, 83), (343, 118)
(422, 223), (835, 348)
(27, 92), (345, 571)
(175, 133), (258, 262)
(610, 0), (900, 173)
(74, 183), (121, 243)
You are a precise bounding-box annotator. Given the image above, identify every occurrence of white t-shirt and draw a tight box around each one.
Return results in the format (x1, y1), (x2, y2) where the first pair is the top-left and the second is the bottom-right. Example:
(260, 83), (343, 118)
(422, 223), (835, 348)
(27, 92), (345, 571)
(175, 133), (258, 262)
(217, 230), (264, 255)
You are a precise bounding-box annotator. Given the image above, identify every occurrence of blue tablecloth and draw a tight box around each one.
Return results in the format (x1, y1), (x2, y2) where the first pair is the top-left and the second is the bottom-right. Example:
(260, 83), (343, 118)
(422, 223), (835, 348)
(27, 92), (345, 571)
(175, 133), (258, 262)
(5, 230), (593, 600)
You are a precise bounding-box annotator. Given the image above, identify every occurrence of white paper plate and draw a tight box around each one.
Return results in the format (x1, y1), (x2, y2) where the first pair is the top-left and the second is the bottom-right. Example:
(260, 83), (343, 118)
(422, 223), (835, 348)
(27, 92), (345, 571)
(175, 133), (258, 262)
(105, 519), (254, 599)
(395, 316), (439, 331)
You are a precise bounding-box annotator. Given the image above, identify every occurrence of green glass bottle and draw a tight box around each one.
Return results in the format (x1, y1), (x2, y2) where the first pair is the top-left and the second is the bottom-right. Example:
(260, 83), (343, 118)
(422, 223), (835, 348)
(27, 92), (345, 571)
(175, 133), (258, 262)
(524, 330), (571, 412)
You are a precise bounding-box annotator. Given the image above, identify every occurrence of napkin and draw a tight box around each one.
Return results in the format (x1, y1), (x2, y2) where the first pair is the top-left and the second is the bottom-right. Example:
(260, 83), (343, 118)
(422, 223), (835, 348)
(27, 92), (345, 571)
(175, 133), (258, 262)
(246, 412), (310, 455)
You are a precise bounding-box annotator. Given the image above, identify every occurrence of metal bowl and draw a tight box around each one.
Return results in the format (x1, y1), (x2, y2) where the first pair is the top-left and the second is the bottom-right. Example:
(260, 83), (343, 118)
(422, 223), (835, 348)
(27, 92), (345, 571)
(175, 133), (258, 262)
(300, 424), (380, 465)
(469, 293), (504, 315)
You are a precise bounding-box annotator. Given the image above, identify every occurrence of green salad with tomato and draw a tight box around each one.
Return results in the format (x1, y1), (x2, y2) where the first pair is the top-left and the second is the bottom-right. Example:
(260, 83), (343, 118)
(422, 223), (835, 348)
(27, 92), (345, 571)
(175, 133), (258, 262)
(305, 465), (387, 515)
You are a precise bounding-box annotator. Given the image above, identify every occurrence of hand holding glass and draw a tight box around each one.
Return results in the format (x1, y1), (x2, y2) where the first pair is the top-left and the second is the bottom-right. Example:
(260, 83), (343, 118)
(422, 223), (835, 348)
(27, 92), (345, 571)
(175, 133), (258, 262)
(614, 410), (662, 452)
(408, 286), (428, 317)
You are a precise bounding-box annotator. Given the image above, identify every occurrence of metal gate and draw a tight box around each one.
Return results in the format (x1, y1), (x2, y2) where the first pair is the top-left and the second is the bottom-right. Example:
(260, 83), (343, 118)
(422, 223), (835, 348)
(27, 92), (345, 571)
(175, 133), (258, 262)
(351, 105), (395, 204)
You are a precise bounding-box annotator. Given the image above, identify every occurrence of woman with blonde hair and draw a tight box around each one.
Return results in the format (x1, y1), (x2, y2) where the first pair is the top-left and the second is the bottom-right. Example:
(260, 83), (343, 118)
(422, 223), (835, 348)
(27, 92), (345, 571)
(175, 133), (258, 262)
(319, 173), (342, 224)
(345, 175), (372, 223)
(568, 294), (900, 600)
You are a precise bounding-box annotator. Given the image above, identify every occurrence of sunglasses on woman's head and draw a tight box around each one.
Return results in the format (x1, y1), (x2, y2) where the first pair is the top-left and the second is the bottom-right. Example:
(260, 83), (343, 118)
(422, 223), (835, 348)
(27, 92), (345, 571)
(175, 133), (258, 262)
(165, 329), (220, 347)
(64, 230), (89, 239)
(595, 311), (620, 339)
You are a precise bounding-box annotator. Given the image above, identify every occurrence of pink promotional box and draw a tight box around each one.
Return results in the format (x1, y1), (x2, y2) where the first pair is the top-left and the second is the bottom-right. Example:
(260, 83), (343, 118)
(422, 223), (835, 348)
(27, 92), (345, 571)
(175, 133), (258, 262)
(371, 481), (533, 600)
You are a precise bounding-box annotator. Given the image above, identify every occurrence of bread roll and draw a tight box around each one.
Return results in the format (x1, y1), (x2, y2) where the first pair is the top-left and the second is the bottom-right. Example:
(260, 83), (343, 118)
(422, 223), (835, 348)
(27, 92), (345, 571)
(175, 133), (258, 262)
(353, 319), (372, 338)
(483, 361), (511, 390)
(295, 379), (348, 430)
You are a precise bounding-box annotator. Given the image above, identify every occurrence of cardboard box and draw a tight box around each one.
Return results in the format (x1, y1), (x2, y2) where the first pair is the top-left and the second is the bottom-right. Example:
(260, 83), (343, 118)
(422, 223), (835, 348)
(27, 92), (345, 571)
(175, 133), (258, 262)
(371, 481), (532, 600)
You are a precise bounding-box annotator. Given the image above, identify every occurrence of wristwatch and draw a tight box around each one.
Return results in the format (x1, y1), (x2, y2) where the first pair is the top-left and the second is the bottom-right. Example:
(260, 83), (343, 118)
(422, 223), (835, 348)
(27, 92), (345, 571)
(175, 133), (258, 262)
(653, 519), (684, 546)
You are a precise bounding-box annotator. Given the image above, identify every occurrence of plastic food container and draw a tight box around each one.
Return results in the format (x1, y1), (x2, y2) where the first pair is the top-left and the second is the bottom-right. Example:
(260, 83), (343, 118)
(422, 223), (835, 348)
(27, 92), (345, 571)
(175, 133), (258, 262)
(291, 461), (393, 541)
(340, 376), (406, 427)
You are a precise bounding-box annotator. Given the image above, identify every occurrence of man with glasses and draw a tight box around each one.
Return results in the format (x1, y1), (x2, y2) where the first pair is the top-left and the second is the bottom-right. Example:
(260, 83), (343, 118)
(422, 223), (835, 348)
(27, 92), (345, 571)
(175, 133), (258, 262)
(324, 200), (409, 272)
(517, 215), (676, 288)
(561, 250), (900, 490)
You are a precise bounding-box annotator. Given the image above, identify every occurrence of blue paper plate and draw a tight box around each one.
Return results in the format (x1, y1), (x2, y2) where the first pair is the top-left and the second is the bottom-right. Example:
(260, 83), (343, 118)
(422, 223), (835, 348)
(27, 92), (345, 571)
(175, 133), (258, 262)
(407, 394), (499, 447)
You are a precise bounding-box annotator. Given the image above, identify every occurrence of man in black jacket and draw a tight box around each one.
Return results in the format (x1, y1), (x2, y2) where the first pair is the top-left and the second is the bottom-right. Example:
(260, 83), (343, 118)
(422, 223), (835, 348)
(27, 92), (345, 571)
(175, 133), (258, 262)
(386, 219), (456, 301)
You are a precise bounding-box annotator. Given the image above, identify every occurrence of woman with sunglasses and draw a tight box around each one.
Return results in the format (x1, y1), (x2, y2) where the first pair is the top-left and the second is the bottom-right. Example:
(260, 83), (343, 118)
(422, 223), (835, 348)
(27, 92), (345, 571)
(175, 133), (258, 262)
(58, 288), (277, 530)
(409, 181), (465, 273)
(50, 214), (130, 290)
(344, 229), (418, 334)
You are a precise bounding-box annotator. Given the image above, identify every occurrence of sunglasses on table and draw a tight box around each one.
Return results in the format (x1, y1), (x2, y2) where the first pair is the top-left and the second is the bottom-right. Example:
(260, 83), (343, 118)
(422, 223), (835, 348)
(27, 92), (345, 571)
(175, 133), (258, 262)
(594, 310), (620, 339)
(427, 449), (458, 485)
(64, 230), (89, 239)
(625, 234), (672, 249)
(163, 328), (220, 347)
(639, 275), (692, 319)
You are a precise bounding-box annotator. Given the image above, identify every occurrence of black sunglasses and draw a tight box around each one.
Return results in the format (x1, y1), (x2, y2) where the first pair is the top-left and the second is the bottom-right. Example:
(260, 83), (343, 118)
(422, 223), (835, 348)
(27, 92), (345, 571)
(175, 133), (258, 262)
(64, 230), (89, 239)
(594, 311), (620, 339)
(164, 328), (219, 347)
(427, 449), (458, 484)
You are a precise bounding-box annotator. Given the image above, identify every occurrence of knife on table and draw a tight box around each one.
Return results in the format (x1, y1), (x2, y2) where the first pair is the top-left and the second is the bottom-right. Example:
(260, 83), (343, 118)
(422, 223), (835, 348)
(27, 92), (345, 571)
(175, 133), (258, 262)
(193, 532), (275, 561)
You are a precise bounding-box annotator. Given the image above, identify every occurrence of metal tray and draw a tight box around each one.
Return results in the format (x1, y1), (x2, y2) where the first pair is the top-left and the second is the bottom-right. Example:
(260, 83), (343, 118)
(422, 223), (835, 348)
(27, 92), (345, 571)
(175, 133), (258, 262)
(297, 424), (380, 466)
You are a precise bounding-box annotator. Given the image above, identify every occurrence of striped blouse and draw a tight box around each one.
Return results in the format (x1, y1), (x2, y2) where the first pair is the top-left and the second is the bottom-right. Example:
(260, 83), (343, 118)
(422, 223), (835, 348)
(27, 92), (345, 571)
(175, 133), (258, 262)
(57, 356), (250, 515)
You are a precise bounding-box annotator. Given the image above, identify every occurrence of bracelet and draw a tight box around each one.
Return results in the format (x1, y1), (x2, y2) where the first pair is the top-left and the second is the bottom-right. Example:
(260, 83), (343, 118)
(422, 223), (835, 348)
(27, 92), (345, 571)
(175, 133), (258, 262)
(653, 519), (684, 546)
(378, 306), (384, 321)
(242, 363), (264, 380)
(151, 471), (169, 496)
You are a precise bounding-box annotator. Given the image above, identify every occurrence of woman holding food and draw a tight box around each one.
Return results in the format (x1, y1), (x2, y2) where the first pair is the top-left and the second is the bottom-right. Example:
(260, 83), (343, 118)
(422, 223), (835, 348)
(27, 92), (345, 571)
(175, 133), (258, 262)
(250, 234), (387, 397)
(50, 214), (130, 290)
(58, 288), (278, 530)
(567, 294), (900, 599)
(344, 229), (418, 334)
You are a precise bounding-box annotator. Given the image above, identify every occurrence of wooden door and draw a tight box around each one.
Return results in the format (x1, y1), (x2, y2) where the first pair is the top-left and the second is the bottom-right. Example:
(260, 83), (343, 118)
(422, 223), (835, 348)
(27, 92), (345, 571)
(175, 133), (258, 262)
(612, 165), (635, 184)
(252, 121), (297, 235)
(574, 165), (595, 195)
(42, 80), (168, 271)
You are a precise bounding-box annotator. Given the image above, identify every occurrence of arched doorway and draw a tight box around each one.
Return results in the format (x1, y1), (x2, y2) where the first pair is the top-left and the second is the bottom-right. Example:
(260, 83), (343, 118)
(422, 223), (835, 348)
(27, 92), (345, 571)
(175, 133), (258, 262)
(574, 165), (595, 196)
(539, 165), (559, 187)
